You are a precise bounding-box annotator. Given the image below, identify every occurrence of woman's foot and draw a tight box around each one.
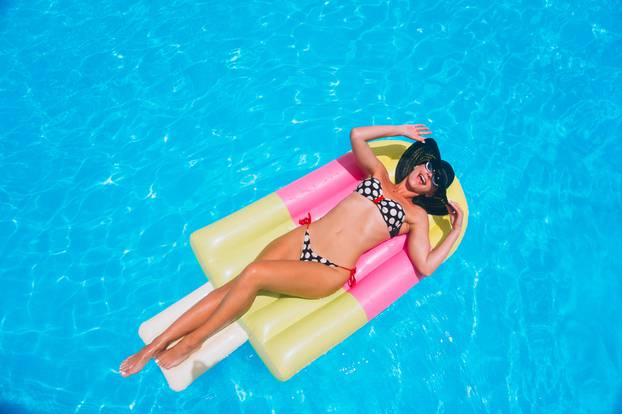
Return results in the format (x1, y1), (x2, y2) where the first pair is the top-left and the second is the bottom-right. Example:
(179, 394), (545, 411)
(155, 338), (201, 370)
(119, 343), (162, 377)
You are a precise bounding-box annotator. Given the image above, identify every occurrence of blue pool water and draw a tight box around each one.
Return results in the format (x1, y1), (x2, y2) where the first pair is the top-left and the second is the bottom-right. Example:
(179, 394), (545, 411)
(1, 0), (621, 412)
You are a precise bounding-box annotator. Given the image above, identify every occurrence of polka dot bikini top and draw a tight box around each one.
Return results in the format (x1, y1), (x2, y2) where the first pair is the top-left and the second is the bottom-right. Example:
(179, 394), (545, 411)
(354, 177), (405, 238)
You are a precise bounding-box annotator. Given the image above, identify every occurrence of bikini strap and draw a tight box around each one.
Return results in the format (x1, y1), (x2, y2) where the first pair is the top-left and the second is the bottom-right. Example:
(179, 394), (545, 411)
(347, 267), (357, 288)
(298, 212), (312, 228)
(335, 265), (356, 288)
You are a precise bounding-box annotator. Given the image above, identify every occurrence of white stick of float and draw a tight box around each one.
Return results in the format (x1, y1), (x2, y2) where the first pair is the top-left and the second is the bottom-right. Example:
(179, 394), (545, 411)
(138, 283), (248, 392)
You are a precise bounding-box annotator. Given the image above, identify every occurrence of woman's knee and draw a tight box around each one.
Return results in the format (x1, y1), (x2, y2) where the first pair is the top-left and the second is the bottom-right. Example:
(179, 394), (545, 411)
(237, 262), (266, 290)
(239, 261), (297, 293)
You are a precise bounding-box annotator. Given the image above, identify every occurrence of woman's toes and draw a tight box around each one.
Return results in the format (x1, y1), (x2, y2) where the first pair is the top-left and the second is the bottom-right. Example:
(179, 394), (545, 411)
(118, 349), (154, 377)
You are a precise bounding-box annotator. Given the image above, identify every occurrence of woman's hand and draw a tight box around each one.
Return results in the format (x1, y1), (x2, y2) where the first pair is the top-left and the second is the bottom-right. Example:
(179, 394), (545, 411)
(446, 200), (463, 231)
(399, 124), (432, 142)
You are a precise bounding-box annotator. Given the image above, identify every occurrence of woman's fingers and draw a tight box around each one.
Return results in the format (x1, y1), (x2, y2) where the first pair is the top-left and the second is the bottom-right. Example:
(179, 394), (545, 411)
(446, 202), (456, 215)
(447, 200), (462, 217)
(406, 123), (429, 130)
(407, 124), (432, 136)
(401, 123), (433, 142)
(446, 201), (464, 229)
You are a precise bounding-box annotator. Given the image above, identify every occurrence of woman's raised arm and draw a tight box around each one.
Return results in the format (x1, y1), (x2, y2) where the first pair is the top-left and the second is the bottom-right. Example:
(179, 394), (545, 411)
(349, 124), (431, 176)
(349, 125), (404, 176)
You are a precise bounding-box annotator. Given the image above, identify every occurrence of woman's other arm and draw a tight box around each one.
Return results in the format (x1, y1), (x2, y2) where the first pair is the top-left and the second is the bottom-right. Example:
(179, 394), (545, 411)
(406, 201), (463, 277)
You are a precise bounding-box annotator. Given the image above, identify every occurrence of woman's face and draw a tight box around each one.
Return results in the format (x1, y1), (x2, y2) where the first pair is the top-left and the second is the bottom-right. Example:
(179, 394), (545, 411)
(407, 163), (437, 196)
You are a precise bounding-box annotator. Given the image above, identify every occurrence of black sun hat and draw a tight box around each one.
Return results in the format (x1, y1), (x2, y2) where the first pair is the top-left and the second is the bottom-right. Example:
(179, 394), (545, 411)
(395, 138), (455, 216)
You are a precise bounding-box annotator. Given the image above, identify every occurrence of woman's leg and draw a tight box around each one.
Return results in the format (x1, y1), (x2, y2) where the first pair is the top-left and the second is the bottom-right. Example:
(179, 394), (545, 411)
(119, 279), (235, 377)
(155, 259), (350, 369)
(119, 226), (306, 377)
(152, 230), (301, 348)
(147, 280), (233, 352)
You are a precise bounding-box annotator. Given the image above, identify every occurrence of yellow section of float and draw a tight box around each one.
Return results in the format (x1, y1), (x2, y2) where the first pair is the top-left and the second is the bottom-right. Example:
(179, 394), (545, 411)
(251, 292), (366, 380)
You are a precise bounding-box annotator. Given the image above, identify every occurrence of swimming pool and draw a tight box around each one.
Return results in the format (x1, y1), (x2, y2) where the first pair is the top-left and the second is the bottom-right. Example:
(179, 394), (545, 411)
(1, 0), (621, 412)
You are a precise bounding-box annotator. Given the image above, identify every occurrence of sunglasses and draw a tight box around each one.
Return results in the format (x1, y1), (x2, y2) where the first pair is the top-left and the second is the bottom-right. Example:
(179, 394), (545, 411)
(424, 161), (443, 188)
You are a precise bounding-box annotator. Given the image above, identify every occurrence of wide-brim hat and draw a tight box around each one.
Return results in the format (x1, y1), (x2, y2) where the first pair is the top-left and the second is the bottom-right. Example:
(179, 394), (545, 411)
(395, 138), (455, 216)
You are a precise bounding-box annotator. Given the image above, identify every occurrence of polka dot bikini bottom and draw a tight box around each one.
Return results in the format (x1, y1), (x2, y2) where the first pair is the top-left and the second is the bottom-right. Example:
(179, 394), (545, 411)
(299, 229), (339, 267)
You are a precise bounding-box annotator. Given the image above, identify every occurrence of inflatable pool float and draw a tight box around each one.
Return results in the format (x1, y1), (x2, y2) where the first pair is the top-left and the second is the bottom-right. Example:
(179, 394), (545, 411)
(138, 138), (468, 391)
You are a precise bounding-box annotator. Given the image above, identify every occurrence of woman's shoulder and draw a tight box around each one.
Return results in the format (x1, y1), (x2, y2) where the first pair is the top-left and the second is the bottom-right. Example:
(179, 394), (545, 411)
(404, 202), (427, 225)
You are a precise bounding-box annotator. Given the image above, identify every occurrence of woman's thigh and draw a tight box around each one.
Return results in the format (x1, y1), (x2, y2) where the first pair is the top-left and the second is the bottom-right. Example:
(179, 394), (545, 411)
(245, 260), (349, 299)
(254, 226), (306, 261)
(217, 227), (306, 297)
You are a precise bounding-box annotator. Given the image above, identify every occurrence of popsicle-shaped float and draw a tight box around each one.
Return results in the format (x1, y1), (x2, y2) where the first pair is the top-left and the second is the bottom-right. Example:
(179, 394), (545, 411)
(139, 139), (468, 391)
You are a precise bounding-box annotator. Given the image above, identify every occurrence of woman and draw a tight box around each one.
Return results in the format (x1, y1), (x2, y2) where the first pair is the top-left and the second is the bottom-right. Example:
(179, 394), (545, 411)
(119, 124), (464, 377)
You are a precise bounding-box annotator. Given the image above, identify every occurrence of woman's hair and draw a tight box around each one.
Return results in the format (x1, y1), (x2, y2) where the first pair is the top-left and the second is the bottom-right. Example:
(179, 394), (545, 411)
(410, 187), (449, 216)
